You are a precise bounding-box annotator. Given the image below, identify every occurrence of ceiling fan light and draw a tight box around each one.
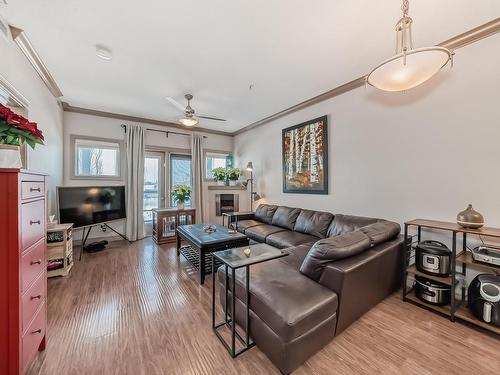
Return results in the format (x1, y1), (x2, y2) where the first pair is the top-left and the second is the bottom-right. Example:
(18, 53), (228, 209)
(179, 116), (198, 127)
(367, 47), (452, 91)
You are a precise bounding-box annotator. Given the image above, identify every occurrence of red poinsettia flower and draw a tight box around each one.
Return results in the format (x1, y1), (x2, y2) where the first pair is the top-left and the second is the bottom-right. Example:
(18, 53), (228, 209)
(0, 103), (44, 145)
(0, 104), (14, 119)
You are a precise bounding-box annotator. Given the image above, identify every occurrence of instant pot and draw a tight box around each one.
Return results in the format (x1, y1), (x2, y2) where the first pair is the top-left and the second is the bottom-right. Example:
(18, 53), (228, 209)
(416, 240), (451, 276)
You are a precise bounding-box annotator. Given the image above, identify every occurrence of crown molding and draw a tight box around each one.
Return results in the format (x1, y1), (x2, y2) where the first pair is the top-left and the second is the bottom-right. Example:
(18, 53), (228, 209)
(438, 17), (500, 50)
(0, 73), (29, 107)
(234, 17), (500, 136)
(61, 102), (232, 136)
(9, 26), (63, 98)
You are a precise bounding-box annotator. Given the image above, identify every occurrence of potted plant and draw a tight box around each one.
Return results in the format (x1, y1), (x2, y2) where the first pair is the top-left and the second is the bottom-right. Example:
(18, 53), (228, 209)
(0, 104), (44, 168)
(171, 185), (192, 210)
(212, 167), (227, 186)
(226, 167), (241, 186)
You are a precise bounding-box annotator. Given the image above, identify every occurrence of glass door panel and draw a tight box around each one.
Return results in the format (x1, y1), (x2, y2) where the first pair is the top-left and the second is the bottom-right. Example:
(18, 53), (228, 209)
(169, 154), (192, 207)
(144, 152), (165, 222)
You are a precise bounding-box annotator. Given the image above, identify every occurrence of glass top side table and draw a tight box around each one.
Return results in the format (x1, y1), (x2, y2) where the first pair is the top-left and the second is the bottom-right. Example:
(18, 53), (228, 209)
(211, 243), (288, 357)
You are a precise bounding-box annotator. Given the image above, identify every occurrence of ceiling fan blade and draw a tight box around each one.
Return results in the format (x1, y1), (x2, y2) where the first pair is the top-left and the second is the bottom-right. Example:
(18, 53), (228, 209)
(165, 97), (187, 113)
(197, 114), (227, 122)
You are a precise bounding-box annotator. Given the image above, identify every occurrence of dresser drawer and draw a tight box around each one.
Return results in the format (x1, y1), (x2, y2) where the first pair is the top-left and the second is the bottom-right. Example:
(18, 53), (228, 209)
(21, 199), (45, 250)
(21, 181), (45, 200)
(22, 303), (45, 373)
(22, 273), (45, 334)
(21, 238), (46, 292)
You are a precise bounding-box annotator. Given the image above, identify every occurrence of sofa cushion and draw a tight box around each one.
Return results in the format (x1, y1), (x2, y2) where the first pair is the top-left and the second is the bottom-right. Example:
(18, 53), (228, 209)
(266, 231), (320, 249)
(218, 260), (338, 341)
(300, 231), (371, 281)
(254, 204), (278, 224)
(271, 206), (301, 230)
(293, 209), (334, 238)
(234, 219), (264, 233)
(245, 224), (287, 242)
(326, 214), (380, 237)
(359, 221), (401, 246)
(278, 243), (316, 270)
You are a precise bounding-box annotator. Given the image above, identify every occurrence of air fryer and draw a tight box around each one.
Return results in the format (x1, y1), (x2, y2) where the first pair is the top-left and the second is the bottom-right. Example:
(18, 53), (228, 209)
(468, 274), (500, 327)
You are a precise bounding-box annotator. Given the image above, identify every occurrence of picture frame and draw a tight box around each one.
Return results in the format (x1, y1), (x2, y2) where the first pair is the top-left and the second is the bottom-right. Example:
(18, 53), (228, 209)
(282, 115), (328, 194)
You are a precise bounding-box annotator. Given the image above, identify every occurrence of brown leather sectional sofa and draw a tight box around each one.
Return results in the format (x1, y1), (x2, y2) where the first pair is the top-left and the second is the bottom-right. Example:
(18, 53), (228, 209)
(218, 204), (404, 374)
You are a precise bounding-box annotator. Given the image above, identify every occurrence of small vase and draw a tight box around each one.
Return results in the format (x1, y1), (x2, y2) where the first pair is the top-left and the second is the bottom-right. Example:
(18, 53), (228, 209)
(457, 204), (484, 229)
(217, 180), (224, 186)
(0, 144), (22, 168)
(229, 180), (237, 186)
(176, 202), (185, 210)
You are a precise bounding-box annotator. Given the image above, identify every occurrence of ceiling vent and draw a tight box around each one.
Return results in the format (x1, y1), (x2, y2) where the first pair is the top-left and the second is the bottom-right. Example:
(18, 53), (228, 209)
(0, 14), (11, 42)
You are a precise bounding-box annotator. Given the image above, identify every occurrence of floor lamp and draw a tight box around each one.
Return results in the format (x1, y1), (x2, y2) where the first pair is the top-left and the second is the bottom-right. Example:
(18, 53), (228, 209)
(246, 162), (261, 211)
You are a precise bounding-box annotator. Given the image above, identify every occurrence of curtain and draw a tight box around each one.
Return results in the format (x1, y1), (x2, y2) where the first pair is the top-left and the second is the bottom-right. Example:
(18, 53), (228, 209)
(191, 133), (204, 223)
(125, 125), (145, 241)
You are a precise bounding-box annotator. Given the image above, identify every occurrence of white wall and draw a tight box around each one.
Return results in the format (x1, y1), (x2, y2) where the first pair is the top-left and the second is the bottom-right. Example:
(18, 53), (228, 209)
(0, 33), (64, 213)
(234, 35), (500, 231)
(63, 111), (234, 240)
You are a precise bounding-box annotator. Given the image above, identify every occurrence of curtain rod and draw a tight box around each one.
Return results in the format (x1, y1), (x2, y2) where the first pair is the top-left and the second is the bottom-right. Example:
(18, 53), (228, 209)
(120, 124), (207, 138)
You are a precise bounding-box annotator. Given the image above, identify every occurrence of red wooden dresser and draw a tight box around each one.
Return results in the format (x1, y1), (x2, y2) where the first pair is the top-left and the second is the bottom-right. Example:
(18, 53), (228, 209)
(0, 169), (47, 374)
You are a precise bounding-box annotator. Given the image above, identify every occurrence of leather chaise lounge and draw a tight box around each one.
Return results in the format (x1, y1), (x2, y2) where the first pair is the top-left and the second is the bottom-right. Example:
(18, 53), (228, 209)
(218, 204), (404, 374)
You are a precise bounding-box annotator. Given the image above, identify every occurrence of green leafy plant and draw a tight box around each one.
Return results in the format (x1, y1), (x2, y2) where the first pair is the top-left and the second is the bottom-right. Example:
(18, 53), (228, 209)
(171, 185), (192, 204)
(226, 168), (241, 181)
(0, 104), (44, 149)
(212, 167), (227, 182)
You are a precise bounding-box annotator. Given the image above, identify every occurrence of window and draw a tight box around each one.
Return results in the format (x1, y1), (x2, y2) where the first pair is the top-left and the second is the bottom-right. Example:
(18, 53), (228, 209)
(170, 154), (192, 207)
(205, 151), (231, 179)
(72, 136), (122, 179)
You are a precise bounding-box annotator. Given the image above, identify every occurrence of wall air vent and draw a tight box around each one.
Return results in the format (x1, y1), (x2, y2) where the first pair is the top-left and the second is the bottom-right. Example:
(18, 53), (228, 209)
(0, 14), (11, 42)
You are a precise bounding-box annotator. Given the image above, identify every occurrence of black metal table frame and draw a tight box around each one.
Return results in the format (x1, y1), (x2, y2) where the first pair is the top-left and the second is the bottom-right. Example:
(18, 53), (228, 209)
(211, 250), (288, 358)
(221, 212), (255, 229)
(176, 229), (249, 284)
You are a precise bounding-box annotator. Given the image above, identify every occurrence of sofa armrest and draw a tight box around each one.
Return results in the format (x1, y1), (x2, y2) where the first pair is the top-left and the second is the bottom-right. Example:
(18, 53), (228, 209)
(318, 235), (404, 334)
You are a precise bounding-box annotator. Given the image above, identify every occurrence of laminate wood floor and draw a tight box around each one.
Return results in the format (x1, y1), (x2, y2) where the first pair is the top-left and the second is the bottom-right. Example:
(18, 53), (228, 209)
(28, 238), (499, 375)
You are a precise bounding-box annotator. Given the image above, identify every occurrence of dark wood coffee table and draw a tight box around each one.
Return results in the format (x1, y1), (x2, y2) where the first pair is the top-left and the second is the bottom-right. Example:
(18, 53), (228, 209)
(176, 224), (249, 284)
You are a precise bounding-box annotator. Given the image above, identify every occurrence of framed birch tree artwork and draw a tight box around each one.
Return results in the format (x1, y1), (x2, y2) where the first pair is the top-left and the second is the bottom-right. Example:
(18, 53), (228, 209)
(282, 115), (328, 194)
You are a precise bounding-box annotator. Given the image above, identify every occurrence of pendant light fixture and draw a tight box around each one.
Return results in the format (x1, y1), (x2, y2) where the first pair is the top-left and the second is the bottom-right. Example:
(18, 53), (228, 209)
(367, 0), (453, 92)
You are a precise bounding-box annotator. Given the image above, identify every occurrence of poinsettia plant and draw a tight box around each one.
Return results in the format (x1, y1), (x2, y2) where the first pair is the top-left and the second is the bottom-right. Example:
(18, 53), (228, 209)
(0, 104), (44, 149)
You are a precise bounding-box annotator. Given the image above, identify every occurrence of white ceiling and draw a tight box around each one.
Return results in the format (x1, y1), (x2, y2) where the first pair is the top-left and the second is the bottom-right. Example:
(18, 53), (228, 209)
(1, 0), (498, 132)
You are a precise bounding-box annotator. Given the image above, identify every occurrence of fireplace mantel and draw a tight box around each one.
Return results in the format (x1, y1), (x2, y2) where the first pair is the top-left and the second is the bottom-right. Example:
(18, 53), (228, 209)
(208, 186), (246, 191)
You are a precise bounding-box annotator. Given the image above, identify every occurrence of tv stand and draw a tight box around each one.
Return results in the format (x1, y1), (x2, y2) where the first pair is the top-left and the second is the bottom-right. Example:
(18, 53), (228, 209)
(79, 222), (130, 260)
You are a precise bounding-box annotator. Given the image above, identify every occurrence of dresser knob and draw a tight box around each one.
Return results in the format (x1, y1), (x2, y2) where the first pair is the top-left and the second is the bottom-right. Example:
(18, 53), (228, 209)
(30, 295), (42, 300)
(31, 329), (42, 334)
(30, 220), (41, 225)
(30, 187), (41, 192)
(30, 260), (42, 265)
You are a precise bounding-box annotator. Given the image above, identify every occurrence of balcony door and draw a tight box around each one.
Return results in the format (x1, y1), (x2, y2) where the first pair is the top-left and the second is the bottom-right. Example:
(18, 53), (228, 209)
(143, 151), (165, 223)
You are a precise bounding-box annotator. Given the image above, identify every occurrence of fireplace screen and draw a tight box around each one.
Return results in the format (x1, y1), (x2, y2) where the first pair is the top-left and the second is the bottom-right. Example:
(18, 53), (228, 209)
(215, 194), (239, 216)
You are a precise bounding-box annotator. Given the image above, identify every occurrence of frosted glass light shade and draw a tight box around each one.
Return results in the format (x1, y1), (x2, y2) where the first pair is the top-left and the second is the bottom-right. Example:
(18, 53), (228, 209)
(179, 116), (198, 126)
(367, 47), (452, 92)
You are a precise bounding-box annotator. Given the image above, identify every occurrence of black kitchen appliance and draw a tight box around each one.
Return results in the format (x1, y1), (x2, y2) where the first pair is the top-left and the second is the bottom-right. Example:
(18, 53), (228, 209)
(415, 275), (451, 306)
(415, 240), (452, 276)
(468, 274), (500, 327)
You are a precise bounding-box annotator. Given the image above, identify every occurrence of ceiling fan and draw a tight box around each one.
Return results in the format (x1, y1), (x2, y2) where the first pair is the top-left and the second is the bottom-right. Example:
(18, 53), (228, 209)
(166, 94), (226, 127)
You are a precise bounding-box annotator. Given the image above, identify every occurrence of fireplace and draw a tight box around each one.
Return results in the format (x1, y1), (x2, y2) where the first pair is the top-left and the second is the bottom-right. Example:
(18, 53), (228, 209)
(215, 194), (239, 216)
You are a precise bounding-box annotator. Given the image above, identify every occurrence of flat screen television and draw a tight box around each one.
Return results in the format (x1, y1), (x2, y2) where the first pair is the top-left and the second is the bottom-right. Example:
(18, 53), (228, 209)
(57, 186), (126, 228)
